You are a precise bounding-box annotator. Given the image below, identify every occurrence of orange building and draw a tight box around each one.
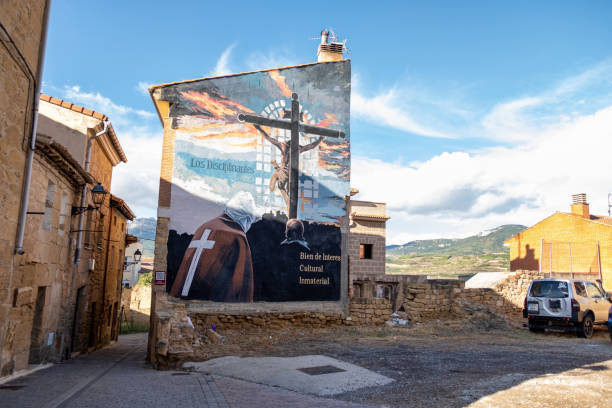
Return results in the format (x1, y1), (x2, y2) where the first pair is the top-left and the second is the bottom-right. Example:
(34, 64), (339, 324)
(505, 194), (612, 290)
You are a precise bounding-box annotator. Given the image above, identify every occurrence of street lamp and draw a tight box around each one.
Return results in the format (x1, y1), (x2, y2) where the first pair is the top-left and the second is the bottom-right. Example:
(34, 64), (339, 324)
(91, 182), (107, 206)
(133, 249), (142, 263)
(72, 182), (108, 215)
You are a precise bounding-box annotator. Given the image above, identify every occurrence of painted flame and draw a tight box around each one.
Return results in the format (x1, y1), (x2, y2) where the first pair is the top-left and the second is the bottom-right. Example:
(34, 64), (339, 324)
(180, 90), (253, 119)
(269, 70), (292, 97)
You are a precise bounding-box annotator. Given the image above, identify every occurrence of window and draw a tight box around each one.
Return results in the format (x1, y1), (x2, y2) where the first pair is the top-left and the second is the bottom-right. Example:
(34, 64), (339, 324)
(353, 284), (361, 298)
(58, 192), (69, 235)
(529, 281), (569, 298)
(574, 282), (587, 297)
(376, 284), (391, 300)
(42, 180), (56, 230)
(360, 243), (373, 259)
(110, 245), (115, 273)
(585, 281), (604, 299)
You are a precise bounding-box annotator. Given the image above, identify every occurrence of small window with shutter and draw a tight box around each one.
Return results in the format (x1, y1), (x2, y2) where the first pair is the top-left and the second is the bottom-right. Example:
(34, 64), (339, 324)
(360, 243), (373, 259)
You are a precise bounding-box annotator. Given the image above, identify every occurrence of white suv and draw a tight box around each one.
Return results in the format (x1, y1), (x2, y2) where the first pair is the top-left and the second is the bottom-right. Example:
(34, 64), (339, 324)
(523, 278), (611, 338)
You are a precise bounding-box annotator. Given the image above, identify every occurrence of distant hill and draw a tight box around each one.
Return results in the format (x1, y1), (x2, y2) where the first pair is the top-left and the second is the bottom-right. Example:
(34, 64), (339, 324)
(127, 217), (156, 258)
(386, 224), (527, 256)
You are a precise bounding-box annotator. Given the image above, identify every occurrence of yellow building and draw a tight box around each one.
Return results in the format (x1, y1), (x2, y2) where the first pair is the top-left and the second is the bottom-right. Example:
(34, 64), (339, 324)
(505, 194), (612, 290)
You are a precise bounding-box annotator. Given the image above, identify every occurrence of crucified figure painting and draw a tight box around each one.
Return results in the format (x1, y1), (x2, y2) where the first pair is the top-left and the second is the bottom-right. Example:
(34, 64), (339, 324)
(254, 124), (322, 210)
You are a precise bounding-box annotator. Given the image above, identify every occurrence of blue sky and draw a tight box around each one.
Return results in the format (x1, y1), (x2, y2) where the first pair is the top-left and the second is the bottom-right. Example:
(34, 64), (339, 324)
(42, 1), (612, 243)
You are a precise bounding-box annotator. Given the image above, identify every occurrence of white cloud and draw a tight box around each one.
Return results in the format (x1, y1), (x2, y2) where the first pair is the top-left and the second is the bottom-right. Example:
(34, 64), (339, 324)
(211, 43), (237, 76)
(63, 85), (154, 124)
(245, 50), (297, 71)
(352, 87), (452, 138)
(354, 104), (612, 244)
(136, 81), (154, 96)
(57, 85), (161, 218)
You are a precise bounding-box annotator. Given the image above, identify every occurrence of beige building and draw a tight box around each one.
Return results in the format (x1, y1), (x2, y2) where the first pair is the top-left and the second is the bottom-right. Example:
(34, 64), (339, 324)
(505, 194), (612, 290)
(37, 95), (135, 353)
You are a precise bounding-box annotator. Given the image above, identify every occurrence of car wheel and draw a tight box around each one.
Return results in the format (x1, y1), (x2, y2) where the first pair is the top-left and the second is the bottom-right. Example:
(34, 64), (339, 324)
(578, 314), (594, 339)
(528, 322), (544, 333)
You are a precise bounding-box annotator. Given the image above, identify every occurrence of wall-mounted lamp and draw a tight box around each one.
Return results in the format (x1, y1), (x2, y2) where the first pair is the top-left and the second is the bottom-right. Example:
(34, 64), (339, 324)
(72, 183), (108, 215)
(124, 249), (142, 269)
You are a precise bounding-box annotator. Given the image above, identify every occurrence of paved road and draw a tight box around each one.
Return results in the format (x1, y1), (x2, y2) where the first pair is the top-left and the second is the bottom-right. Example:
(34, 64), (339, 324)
(0, 333), (371, 408)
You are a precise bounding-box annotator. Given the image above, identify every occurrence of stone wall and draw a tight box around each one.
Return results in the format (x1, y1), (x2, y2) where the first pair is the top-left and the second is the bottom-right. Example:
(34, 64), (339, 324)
(150, 295), (392, 369)
(121, 285), (152, 329)
(401, 270), (545, 323)
(347, 298), (393, 326)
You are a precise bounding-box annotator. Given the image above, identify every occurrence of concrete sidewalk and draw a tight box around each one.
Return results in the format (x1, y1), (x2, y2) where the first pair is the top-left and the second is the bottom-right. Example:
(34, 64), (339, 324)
(0, 333), (375, 408)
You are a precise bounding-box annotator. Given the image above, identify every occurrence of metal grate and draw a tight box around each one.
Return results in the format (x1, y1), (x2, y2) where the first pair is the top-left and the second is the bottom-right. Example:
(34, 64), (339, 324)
(298, 365), (346, 375)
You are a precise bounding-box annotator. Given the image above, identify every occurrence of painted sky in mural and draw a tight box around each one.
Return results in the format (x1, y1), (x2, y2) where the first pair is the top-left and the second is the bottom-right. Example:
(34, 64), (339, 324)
(164, 61), (350, 234)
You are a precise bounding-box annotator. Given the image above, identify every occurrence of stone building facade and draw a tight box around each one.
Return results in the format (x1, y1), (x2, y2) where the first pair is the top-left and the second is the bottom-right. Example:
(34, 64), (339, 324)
(1, 136), (92, 376)
(1, 0), (52, 377)
(0, 84), (135, 376)
(505, 194), (612, 290)
(36, 95), (134, 354)
(346, 190), (391, 300)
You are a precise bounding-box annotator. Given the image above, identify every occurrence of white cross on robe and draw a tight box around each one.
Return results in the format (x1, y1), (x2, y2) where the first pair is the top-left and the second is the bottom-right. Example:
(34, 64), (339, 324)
(181, 229), (216, 297)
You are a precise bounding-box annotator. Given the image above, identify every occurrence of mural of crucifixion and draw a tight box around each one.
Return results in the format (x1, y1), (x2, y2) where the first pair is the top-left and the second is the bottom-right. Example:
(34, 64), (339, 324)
(238, 92), (345, 219)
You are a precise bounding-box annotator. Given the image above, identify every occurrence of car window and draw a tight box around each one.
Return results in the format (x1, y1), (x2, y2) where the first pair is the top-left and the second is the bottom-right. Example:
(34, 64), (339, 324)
(529, 281), (569, 298)
(585, 282), (603, 298)
(574, 282), (587, 297)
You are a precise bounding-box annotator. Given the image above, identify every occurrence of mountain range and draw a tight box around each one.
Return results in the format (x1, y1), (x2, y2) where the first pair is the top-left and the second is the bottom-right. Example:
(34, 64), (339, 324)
(127, 217), (156, 258)
(386, 224), (527, 256)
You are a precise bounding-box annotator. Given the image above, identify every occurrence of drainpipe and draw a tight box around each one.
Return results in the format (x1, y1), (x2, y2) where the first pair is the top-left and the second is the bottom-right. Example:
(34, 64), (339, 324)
(74, 119), (110, 265)
(14, 0), (52, 254)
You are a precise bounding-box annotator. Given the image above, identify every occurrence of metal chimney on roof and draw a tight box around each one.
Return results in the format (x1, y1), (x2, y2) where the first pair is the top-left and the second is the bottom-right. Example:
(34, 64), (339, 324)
(571, 193), (590, 219)
(317, 28), (344, 62)
(572, 193), (587, 205)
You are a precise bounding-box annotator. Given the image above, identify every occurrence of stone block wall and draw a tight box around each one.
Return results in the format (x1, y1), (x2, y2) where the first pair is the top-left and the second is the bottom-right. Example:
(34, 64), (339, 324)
(149, 295), (392, 369)
(401, 270), (545, 323)
(120, 285), (152, 329)
(347, 298), (393, 326)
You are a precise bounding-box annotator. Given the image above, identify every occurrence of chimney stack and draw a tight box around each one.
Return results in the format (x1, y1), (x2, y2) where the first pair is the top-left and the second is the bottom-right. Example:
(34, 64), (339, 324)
(317, 29), (344, 62)
(571, 193), (590, 219)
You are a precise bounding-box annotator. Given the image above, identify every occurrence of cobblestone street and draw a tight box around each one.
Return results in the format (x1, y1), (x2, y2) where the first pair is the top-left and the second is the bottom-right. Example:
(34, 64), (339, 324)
(0, 333), (371, 408)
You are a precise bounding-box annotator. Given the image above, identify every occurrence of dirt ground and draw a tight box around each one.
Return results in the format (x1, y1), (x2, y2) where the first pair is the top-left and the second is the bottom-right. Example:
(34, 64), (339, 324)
(196, 319), (612, 408)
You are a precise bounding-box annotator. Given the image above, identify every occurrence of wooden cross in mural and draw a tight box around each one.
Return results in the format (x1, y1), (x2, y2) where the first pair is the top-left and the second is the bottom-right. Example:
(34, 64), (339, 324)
(238, 92), (345, 219)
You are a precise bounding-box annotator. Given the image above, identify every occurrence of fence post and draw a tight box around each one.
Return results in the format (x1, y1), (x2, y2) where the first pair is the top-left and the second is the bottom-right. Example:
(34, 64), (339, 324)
(539, 239), (543, 275)
(549, 241), (553, 278)
(568, 242), (573, 279)
(597, 241), (603, 281)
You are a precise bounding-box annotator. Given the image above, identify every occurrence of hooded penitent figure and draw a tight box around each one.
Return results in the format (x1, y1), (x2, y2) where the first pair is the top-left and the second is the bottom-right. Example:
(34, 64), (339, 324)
(169, 192), (260, 302)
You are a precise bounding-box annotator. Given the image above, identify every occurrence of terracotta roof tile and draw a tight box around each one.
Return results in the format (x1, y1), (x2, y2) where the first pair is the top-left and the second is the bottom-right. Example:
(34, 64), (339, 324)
(39, 94), (126, 162)
(40, 93), (108, 121)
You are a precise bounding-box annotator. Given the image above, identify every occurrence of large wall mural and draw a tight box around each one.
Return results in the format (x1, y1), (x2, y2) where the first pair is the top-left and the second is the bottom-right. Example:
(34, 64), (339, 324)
(160, 60), (350, 302)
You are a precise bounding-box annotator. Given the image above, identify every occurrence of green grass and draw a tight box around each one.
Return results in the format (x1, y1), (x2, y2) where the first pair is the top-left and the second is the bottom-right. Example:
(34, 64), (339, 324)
(137, 272), (152, 286)
(385, 253), (509, 276)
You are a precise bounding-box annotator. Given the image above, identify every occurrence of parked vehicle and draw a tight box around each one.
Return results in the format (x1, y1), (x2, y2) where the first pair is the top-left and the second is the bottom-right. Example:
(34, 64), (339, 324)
(523, 278), (611, 338)
(608, 305), (612, 341)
